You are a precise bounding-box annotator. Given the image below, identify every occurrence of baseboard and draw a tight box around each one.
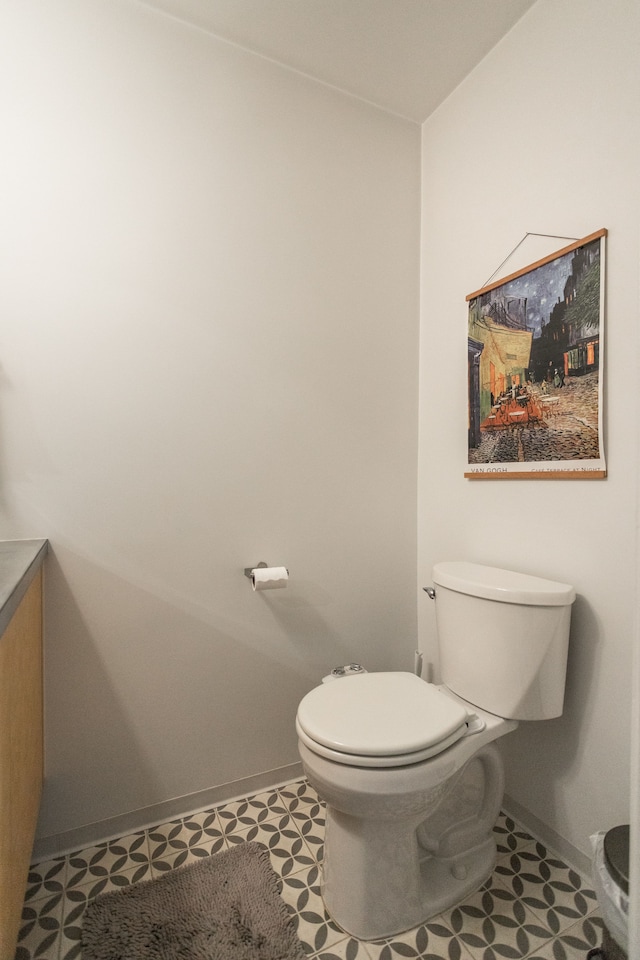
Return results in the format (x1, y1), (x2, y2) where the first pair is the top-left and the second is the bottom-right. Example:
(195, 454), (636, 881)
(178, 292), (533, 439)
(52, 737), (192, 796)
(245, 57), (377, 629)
(502, 793), (592, 879)
(32, 761), (304, 863)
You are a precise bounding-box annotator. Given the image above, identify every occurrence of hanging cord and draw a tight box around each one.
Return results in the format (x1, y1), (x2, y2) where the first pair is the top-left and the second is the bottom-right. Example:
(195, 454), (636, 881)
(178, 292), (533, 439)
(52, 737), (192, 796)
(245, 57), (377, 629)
(483, 232), (579, 288)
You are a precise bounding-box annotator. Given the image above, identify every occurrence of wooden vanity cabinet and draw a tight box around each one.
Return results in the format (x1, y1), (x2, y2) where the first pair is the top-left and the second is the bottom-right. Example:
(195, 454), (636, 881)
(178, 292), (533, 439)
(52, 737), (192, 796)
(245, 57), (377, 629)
(0, 568), (44, 960)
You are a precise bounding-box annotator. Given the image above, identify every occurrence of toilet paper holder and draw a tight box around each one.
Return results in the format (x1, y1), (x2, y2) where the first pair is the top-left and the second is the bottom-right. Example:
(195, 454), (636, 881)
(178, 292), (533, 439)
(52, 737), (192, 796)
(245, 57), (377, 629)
(243, 562), (289, 578)
(244, 561), (268, 578)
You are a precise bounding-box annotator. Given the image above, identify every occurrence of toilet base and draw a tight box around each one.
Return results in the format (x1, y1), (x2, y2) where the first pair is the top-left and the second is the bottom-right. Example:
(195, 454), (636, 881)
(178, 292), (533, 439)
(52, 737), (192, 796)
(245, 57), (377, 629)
(321, 805), (497, 941)
(306, 739), (509, 941)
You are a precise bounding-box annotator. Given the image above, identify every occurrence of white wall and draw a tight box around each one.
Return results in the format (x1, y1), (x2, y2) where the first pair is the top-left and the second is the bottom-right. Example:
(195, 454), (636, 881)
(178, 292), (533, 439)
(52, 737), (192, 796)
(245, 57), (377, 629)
(419, 0), (640, 862)
(0, 0), (420, 848)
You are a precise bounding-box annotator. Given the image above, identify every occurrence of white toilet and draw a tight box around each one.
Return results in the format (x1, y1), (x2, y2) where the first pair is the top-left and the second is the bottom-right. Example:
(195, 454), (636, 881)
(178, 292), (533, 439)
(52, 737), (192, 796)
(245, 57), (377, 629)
(295, 561), (575, 940)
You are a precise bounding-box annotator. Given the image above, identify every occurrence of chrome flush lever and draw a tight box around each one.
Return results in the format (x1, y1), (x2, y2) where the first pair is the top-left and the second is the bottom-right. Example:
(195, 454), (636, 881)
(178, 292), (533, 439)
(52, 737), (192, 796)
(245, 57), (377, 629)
(423, 587), (436, 599)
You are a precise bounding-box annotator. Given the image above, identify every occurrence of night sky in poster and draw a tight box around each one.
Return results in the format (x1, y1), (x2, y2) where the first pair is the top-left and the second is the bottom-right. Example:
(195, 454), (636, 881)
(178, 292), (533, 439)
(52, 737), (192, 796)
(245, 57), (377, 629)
(497, 250), (574, 338)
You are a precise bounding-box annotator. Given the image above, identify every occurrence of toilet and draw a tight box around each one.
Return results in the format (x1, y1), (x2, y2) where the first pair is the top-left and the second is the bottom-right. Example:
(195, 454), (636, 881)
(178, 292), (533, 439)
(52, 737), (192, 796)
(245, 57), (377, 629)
(295, 561), (575, 940)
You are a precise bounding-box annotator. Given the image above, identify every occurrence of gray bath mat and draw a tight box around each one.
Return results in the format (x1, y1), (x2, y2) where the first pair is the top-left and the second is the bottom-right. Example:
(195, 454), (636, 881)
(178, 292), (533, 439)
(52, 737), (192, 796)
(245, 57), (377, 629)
(81, 840), (306, 960)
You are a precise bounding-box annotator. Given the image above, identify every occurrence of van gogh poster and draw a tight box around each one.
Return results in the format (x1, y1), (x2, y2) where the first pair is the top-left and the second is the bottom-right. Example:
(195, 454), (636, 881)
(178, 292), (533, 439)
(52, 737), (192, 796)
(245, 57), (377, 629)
(466, 229), (606, 479)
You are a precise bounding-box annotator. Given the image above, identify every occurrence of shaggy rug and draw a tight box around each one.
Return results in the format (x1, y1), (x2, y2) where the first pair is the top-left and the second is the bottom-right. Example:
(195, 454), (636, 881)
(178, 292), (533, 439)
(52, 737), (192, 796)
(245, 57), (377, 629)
(81, 841), (306, 960)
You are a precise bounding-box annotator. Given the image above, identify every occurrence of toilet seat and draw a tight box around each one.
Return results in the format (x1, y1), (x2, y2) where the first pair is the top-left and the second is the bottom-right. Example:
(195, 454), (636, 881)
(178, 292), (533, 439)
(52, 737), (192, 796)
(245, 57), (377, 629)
(296, 672), (470, 768)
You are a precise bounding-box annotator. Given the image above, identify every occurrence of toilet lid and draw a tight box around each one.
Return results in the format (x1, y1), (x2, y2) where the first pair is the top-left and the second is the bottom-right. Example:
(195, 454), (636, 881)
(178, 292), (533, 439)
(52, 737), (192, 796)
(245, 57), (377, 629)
(296, 672), (469, 758)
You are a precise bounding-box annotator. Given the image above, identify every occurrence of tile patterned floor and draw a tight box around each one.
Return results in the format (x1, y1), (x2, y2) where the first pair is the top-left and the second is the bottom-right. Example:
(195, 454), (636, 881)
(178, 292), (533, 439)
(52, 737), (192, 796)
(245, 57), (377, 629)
(16, 779), (605, 960)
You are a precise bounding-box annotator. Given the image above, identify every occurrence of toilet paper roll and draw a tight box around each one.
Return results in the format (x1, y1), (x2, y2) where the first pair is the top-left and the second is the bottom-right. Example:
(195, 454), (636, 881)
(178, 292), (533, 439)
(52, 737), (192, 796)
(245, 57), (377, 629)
(251, 566), (289, 591)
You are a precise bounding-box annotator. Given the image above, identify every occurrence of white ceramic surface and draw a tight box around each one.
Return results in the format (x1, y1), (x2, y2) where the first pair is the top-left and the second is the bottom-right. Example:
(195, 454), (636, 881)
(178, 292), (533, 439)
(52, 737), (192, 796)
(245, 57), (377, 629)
(296, 561), (575, 939)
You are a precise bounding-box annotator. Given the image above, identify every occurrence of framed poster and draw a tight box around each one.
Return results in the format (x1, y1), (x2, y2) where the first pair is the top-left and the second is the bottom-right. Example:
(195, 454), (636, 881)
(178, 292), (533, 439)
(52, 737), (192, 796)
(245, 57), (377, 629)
(466, 228), (606, 479)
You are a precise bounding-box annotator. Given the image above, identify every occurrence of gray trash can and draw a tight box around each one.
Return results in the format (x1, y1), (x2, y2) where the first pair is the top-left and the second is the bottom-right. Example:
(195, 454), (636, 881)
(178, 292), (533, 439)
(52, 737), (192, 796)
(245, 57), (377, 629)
(591, 825), (629, 959)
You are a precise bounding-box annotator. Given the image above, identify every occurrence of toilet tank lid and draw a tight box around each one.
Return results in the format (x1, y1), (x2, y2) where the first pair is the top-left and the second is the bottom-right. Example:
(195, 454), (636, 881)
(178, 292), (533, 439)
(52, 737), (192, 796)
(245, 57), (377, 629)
(432, 562), (575, 606)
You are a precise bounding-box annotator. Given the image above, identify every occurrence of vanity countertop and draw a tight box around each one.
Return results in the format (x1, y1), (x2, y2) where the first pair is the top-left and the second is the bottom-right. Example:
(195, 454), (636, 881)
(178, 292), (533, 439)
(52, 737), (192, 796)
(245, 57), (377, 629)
(0, 539), (48, 636)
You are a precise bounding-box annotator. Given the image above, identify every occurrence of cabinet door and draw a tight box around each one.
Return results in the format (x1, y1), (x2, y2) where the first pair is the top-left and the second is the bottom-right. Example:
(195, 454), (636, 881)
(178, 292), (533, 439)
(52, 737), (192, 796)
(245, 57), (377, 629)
(0, 570), (43, 960)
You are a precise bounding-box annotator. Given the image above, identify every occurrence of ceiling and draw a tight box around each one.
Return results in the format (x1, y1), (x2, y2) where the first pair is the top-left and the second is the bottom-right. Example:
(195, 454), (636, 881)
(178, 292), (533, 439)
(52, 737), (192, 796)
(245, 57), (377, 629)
(138, 0), (537, 123)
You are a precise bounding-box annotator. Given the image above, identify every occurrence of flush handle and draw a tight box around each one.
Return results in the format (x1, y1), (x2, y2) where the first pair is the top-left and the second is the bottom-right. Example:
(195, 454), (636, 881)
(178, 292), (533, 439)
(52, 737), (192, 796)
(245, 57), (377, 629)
(423, 587), (436, 600)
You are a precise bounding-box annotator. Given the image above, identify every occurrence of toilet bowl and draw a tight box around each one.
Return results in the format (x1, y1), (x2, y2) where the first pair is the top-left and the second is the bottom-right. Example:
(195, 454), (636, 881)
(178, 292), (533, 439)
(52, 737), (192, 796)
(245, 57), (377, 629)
(296, 562), (575, 940)
(297, 672), (517, 939)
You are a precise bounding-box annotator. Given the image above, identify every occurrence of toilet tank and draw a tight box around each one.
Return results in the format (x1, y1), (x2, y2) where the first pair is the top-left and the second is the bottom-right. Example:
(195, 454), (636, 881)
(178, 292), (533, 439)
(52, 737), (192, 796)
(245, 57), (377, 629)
(432, 562), (575, 721)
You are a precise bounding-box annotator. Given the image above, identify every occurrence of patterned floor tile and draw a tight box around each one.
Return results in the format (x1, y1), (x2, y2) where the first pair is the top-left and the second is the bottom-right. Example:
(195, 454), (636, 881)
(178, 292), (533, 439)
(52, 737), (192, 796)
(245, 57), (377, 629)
(148, 811), (225, 873)
(14, 783), (609, 960)
(14, 893), (64, 960)
(23, 858), (67, 904)
(66, 831), (150, 889)
(225, 814), (317, 877)
(448, 880), (553, 959)
(279, 780), (326, 863)
(525, 913), (605, 959)
(150, 837), (226, 874)
(292, 801), (326, 861)
(493, 811), (535, 856)
(312, 937), (376, 959)
(215, 788), (288, 833)
(58, 887), (91, 960)
(279, 779), (325, 815)
(494, 841), (598, 936)
(279, 863), (352, 955)
(367, 918), (474, 960)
